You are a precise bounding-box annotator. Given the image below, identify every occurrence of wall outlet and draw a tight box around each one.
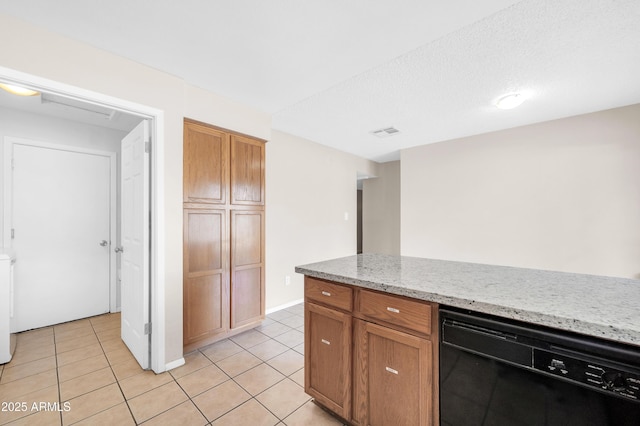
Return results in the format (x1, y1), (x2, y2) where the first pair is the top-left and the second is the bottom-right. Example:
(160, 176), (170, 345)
(344, 211), (349, 221)
(285, 275), (291, 286)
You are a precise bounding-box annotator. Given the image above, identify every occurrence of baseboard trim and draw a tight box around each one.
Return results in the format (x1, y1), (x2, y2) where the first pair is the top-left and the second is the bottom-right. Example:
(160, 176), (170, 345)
(165, 357), (185, 371)
(266, 298), (304, 314)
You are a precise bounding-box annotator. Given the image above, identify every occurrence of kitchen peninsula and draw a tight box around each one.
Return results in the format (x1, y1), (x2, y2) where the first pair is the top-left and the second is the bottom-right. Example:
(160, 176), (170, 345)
(295, 253), (640, 425)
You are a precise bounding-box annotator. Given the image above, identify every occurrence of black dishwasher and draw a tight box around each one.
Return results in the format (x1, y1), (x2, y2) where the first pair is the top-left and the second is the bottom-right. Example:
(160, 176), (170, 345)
(440, 307), (640, 426)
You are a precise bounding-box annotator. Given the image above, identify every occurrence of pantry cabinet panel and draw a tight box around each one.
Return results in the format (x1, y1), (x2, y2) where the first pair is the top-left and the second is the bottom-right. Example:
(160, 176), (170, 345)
(183, 275), (226, 344)
(230, 210), (264, 329)
(183, 121), (229, 205)
(183, 209), (228, 346)
(185, 209), (225, 274)
(231, 267), (263, 329)
(231, 210), (263, 267)
(231, 135), (265, 205)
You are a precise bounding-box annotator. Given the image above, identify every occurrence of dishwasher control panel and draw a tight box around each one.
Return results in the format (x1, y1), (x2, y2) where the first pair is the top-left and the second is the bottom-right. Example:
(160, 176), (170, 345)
(534, 349), (640, 401)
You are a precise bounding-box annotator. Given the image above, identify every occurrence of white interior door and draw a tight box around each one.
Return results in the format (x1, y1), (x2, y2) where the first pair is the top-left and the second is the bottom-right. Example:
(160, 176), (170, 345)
(120, 120), (150, 369)
(11, 142), (111, 332)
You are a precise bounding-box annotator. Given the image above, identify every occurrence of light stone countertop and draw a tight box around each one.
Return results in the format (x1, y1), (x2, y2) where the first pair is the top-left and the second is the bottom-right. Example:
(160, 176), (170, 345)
(295, 253), (640, 348)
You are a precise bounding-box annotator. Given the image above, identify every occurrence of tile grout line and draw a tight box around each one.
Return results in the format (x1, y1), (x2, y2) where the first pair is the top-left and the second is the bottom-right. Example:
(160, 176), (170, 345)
(164, 345), (226, 425)
(53, 326), (63, 426)
(163, 312), (306, 425)
(199, 313), (306, 424)
(92, 317), (139, 426)
(61, 319), (120, 425)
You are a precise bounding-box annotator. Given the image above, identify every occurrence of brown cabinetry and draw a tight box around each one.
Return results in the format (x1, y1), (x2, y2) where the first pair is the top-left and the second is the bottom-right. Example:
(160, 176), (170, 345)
(304, 276), (439, 426)
(183, 119), (266, 351)
(353, 319), (432, 426)
(183, 123), (228, 205)
(305, 302), (352, 419)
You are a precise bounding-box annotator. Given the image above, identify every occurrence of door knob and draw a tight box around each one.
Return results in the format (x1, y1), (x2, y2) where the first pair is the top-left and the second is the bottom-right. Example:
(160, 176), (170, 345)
(114, 246), (124, 253)
(99, 240), (108, 247)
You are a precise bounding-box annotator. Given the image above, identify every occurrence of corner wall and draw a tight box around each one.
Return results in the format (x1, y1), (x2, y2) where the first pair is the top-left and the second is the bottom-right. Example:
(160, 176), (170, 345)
(401, 104), (640, 279)
(362, 160), (401, 255)
(265, 130), (377, 309)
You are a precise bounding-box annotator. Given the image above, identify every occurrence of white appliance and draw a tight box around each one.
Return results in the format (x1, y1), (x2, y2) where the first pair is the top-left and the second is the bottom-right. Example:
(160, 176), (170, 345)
(0, 249), (16, 364)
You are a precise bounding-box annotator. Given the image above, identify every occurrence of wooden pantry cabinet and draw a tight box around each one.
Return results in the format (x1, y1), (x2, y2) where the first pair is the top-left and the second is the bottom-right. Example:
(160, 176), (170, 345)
(304, 276), (439, 426)
(183, 119), (265, 352)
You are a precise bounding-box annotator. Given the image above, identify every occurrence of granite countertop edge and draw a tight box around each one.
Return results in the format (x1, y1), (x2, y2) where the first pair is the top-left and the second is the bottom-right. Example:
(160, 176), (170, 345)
(295, 254), (640, 348)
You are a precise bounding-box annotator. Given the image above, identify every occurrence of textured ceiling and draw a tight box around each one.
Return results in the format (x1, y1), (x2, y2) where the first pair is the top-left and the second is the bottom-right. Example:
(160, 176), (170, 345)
(274, 0), (640, 161)
(1, 0), (639, 162)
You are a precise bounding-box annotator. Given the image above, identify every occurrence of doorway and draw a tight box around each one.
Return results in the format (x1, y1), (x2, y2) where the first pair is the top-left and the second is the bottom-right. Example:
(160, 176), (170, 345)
(0, 67), (166, 372)
(8, 139), (114, 332)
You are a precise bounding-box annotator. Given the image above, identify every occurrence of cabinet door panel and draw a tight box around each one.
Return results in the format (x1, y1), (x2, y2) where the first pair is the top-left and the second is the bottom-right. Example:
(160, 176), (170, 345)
(184, 275), (224, 342)
(232, 211), (262, 266)
(230, 210), (264, 328)
(183, 209), (228, 344)
(231, 267), (263, 328)
(184, 122), (229, 204)
(231, 135), (264, 205)
(185, 210), (223, 274)
(305, 302), (352, 420)
(355, 320), (432, 426)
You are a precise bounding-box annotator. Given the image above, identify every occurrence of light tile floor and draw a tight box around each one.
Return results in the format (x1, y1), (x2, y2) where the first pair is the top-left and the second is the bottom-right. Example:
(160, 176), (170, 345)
(0, 304), (345, 425)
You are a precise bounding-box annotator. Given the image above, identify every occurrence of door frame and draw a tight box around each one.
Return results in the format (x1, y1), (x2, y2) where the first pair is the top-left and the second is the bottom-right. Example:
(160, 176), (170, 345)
(0, 65), (167, 373)
(3, 137), (117, 314)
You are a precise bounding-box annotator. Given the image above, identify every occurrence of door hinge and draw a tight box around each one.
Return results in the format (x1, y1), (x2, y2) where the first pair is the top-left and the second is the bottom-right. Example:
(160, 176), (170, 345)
(145, 141), (151, 153)
(144, 323), (152, 335)
(11, 228), (15, 239)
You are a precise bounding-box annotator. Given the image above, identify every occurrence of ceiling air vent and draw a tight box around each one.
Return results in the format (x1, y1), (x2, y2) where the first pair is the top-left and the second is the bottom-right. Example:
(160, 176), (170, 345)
(370, 126), (400, 138)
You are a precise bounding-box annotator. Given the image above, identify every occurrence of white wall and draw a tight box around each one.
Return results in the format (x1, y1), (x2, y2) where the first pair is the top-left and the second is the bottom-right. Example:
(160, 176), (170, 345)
(362, 160), (401, 255)
(0, 14), (270, 366)
(265, 130), (377, 309)
(401, 104), (640, 279)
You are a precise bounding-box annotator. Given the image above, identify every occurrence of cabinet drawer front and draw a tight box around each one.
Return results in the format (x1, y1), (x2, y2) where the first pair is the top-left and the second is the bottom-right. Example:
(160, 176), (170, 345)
(305, 277), (352, 311)
(358, 290), (431, 335)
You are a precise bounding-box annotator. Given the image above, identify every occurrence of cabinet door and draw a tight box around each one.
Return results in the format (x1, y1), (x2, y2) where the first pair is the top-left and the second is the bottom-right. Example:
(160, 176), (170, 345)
(183, 121), (229, 204)
(230, 210), (264, 329)
(305, 302), (352, 420)
(354, 319), (432, 426)
(230, 135), (265, 205)
(183, 209), (228, 345)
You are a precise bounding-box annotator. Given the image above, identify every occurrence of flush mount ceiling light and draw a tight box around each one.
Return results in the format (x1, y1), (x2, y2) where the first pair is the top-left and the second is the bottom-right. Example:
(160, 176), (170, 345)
(370, 126), (400, 138)
(495, 93), (527, 110)
(0, 83), (40, 97)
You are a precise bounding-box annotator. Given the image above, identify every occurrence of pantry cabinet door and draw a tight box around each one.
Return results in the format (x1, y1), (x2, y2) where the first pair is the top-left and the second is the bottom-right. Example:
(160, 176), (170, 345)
(184, 121), (229, 205)
(230, 135), (265, 205)
(230, 210), (265, 328)
(183, 209), (228, 345)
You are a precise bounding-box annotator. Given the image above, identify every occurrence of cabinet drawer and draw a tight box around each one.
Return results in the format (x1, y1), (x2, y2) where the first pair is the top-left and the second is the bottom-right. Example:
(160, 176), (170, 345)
(305, 277), (353, 311)
(358, 290), (431, 335)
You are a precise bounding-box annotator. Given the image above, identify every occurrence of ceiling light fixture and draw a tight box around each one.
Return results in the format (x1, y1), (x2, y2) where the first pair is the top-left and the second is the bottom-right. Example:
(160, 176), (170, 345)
(495, 93), (527, 110)
(0, 83), (40, 97)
